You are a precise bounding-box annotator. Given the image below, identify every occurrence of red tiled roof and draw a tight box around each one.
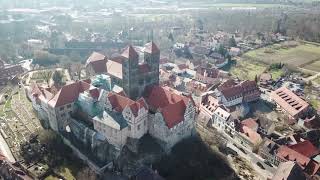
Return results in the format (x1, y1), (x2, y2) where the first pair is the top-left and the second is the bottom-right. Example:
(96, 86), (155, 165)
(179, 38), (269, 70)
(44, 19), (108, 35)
(218, 80), (259, 99)
(221, 85), (243, 99)
(89, 59), (108, 74)
(260, 73), (272, 81)
(178, 64), (188, 70)
(277, 146), (311, 169)
(241, 118), (258, 130)
(144, 86), (193, 129)
(89, 88), (100, 99)
(48, 81), (91, 108)
(121, 45), (139, 59)
(271, 87), (309, 118)
(197, 67), (219, 78)
(160, 100), (186, 128)
(288, 140), (319, 158)
(107, 92), (147, 117)
(86, 52), (106, 64)
(144, 41), (160, 54)
(106, 59), (123, 79)
(241, 125), (262, 144)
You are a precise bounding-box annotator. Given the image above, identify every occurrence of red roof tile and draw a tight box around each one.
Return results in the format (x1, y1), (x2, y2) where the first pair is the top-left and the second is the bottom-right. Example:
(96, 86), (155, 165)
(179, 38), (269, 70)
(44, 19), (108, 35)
(86, 52), (106, 64)
(241, 118), (258, 130)
(107, 92), (147, 117)
(89, 59), (108, 74)
(106, 59), (123, 79)
(144, 41), (160, 54)
(178, 64), (188, 70)
(89, 88), (100, 99)
(288, 140), (319, 158)
(121, 45), (139, 59)
(218, 80), (259, 100)
(271, 87), (309, 118)
(241, 125), (262, 144)
(144, 86), (193, 129)
(48, 81), (91, 108)
(277, 146), (311, 169)
(197, 67), (219, 78)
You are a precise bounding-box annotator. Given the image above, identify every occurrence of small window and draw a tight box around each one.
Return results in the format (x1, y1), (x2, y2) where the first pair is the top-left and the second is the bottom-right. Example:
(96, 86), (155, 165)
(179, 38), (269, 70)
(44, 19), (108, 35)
(128, 125), (131, 131)
(61, 113), (66, 117)
(67, 104), (71, 108)
(60, 107), (64, 111)
(138, 124), (141, 130)
(144, 120), (146, 126)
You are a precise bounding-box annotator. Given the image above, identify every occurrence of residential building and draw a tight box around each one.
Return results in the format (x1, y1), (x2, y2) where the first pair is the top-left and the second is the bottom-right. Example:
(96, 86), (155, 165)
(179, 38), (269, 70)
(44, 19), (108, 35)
(272, 161), (306, 180)
(195, 67), (221, 85)
(276, 141), (320, 176)
(214, 80), (260, 107)
(235, 125), (262, 150)
(229, 47), (241, 57)
(259, 73), (273, 87)
(258, 139), (282, 166)
(271, 87), (309, 122)
(0, 59), (24, 85)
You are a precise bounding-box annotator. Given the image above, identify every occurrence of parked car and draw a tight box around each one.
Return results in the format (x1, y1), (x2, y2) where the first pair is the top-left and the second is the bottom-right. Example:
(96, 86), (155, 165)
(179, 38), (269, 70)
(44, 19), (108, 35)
(264, 160), (273, 167)
(256, 162), (265, 169)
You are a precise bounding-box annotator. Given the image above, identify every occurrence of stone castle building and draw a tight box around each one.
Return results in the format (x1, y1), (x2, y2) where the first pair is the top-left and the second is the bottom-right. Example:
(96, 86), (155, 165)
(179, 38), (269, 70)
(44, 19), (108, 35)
(28, 42), (196, 164)
(85, 42), (160, 100)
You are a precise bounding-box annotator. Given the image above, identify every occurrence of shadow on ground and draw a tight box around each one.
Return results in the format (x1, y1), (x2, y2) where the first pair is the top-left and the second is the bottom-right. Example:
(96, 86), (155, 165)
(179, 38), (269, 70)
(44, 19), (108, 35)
(153, 136), (239, 180)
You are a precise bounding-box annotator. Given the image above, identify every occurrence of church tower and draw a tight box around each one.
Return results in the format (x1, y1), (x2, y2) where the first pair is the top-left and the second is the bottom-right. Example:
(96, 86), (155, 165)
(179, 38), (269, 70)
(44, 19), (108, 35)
(144, 42), (160, 85)
(121, 46), (140, 100)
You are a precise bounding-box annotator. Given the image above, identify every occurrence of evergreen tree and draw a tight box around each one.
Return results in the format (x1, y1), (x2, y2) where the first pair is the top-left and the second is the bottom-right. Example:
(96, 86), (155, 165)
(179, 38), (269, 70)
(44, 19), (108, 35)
(52, 70), (64, 86)
(229, 36), (237, 47)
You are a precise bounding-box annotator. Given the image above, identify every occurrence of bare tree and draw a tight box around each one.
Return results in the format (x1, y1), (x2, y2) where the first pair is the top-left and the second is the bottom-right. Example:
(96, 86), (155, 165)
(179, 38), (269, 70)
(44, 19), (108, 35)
(39, 70), (52, 86)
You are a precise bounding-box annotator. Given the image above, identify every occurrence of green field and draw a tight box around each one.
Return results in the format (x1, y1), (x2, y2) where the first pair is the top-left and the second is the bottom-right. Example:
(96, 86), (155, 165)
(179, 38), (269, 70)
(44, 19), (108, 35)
(303, 60), (320, 72)
(243, 42), (320, 73)
(313, 76), (320, 84)
(229, 60), (267, 80)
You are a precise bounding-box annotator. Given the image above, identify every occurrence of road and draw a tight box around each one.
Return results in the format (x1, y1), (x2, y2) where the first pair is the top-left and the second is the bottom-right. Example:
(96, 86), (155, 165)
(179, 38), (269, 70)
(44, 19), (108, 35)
(0, 128), (15, 162)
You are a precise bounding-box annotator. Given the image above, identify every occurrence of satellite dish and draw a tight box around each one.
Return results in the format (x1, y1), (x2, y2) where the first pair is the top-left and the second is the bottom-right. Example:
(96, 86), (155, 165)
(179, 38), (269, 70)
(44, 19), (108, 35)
(65, 125), (71, 133)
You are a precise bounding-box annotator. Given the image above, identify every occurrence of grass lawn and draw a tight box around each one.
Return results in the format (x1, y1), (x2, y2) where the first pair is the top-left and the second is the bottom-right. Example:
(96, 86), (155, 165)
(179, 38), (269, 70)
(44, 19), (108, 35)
(304, 60), (320, 72)
(269, 69), (285, 80)
(229, 60), (267, 80)
(4, 98), (11, 110)
(44, 162), (81, 180)
(309, 98), (320, 109)
(244, 42), (320, 72)
(312, 76), (320, 85)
